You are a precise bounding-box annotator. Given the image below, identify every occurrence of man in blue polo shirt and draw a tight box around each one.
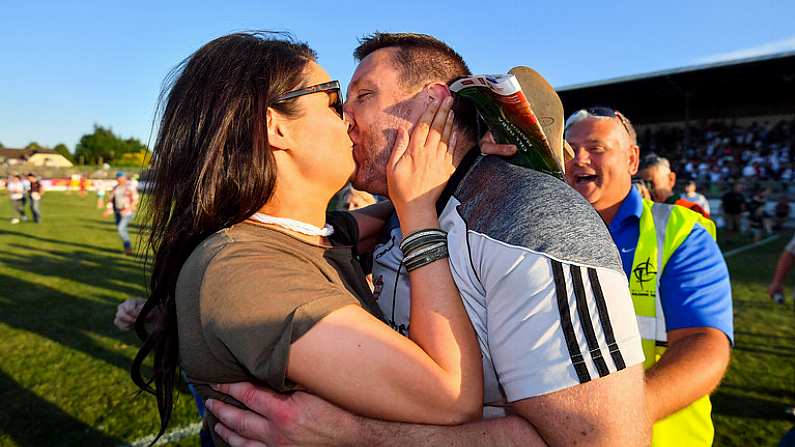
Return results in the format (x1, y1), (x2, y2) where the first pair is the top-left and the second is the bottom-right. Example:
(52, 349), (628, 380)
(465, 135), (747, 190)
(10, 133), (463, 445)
(564, 107), (733, 447)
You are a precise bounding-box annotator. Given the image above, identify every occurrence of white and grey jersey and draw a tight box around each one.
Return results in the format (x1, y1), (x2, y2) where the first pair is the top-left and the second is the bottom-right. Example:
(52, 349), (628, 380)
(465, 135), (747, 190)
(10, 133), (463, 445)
(371, 152), (643, 413)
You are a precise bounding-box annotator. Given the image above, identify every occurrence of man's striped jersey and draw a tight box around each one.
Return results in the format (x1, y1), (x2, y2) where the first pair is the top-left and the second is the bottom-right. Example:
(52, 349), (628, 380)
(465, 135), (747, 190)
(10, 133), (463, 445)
(371, 152), (644, 415)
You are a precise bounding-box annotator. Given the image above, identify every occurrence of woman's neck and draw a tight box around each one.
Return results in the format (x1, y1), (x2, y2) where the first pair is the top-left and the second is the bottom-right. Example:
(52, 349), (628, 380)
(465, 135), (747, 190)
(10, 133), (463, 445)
(258, 201), (328, 228)
(251, 221), (331, 247)
(256, 184), (335, 246)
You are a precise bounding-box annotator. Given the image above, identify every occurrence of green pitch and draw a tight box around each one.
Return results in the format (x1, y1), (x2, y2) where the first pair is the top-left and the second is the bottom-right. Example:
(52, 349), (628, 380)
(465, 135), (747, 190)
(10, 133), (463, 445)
(0, 192), (792, 446)
(0, 192), (198, 446)
(713, 231), (795, 445)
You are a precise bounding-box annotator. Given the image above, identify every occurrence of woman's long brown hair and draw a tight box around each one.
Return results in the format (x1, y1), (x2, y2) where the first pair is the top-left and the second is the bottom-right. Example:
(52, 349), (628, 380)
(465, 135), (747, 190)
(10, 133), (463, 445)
(131, 31), (315, 443)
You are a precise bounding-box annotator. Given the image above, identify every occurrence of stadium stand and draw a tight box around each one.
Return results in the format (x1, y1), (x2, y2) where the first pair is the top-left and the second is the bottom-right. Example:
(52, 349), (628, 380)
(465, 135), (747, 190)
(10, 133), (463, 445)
(558, 51), (795, 221)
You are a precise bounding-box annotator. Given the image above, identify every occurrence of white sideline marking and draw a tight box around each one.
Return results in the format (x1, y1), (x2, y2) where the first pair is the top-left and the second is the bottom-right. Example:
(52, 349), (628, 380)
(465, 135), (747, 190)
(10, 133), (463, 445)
(724, 235), (780, 258)
(121, 422), (202, 447)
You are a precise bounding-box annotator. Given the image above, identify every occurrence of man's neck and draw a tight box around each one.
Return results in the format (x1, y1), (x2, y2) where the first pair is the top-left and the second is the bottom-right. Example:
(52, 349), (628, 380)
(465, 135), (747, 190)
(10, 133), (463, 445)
(596, 186), (632, 225)
(451, 136), (477, 168)
(597, 201), (623, 226)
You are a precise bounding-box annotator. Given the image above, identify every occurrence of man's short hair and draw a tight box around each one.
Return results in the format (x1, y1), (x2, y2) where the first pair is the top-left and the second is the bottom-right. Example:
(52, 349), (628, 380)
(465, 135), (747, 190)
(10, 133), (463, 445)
(354, 32), (471, 89)
(354, 32), (479, 141)
(564, 107), (637, 146)
(639, 153), (671, 172)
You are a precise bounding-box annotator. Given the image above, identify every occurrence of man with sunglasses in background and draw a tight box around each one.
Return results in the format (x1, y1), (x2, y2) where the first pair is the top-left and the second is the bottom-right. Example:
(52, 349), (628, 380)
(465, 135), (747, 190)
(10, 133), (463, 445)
(206, 34), (651, 446)
(564, 107), (733, 446)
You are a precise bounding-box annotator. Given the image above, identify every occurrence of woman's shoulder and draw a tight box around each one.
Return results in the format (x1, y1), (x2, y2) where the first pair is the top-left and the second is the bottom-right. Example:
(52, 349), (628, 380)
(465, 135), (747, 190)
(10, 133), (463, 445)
(177, 229), (236, 293)
(193, 223), (333, 283)
(178, 226), (318, 310)
(224, 222), (329, 257)
(182, 224), (359, 324)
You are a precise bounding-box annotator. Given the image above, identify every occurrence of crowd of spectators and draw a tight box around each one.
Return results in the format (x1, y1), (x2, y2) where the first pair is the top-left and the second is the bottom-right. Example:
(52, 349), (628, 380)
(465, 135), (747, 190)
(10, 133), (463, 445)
(638, 117), (795, 195)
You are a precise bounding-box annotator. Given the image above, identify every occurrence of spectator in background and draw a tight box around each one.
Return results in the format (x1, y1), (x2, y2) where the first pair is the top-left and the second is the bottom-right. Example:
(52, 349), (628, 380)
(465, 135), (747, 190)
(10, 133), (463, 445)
(104, 176), (123, 225)
(7, 175), (26, 224)
(26, 173), (43, 223)
(342, 185), (379, 291)
(781, 163), (793, 183)
(768, 234), (795, 305)
(747, 187), (773, 241)
(69, 174), (80, 195)
(639, 153), (709, 217)
(774, 197), (791, 230)
(638, 153), (677, 203)
(682, 180), (711, 216)
(745, 162), (758, 178)
(768, 232), (795, 431)
(632, 177), (653, 200)
(96, 180), (107, 209)
(20, 174), (30, 217)
(721, 182), (747, 233)
(110, 172), (138, 255)
(113, 297), (148, 331)
(79, 174), (88, 197)
(343, 185), (377, 210)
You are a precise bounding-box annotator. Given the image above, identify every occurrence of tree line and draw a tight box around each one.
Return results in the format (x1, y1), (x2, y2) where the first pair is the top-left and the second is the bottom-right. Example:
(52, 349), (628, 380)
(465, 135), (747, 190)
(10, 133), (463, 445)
(1, 125), (151, 167)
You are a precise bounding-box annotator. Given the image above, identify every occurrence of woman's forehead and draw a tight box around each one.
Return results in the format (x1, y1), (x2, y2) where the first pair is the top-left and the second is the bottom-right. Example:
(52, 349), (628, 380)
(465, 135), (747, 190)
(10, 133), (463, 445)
(303, 61), (332, 85)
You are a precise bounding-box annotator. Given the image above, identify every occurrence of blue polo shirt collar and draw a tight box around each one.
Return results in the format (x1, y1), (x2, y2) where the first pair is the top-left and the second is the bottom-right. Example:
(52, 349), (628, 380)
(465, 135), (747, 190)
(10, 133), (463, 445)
(608, 186), (643, 234)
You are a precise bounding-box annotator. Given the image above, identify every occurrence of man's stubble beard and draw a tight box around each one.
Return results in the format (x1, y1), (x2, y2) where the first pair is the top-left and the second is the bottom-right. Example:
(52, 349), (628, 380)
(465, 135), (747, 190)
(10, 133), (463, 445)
(351, 124), (392, 196)
(351, 104), (413, 196)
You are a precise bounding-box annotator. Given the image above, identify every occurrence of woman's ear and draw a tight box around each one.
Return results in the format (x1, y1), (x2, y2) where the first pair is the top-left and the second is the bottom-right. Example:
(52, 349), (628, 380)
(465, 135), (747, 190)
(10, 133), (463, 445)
(266, 107), (291, 152)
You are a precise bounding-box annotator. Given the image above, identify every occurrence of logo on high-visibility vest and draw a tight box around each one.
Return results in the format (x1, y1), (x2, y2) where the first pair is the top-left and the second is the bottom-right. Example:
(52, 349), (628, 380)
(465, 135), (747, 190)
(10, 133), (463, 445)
(633, 257), (656, 290)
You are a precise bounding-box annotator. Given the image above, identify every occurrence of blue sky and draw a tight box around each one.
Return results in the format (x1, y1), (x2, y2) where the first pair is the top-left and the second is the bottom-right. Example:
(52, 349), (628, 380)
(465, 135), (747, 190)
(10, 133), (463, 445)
(1, 0), (794, 151)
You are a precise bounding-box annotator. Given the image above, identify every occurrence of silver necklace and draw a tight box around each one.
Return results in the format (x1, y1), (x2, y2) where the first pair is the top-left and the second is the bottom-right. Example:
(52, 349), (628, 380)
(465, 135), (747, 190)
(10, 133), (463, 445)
(250, 212), (334, 237)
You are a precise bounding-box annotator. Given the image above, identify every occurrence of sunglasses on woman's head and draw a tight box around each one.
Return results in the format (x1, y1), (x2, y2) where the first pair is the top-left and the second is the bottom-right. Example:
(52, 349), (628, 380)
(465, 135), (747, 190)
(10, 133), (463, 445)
(564, 106), (633, 138)
(273, 80), (344, 119)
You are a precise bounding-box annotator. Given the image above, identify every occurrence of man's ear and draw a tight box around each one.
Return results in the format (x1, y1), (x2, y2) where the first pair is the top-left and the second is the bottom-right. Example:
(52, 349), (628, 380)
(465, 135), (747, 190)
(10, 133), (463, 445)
(266, 107), (291, 152)
(425, 82), (452, 104)
(668, 170), (677, 188)
(628, 144), (641, 175)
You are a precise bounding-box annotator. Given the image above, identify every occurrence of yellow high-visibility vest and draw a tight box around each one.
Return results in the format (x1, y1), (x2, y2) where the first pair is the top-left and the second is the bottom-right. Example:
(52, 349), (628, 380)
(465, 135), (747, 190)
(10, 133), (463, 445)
(629, 199), (717, 447)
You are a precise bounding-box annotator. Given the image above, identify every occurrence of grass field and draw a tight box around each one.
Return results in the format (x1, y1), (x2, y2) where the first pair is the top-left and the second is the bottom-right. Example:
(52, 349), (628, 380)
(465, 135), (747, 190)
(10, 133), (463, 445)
(0, 192), (198, 446)
(0, 192), (793, 446)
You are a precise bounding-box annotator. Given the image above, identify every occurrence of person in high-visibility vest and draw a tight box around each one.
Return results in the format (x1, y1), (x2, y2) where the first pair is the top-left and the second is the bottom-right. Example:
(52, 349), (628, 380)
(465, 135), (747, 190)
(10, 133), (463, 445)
(564, 107), (733, 446)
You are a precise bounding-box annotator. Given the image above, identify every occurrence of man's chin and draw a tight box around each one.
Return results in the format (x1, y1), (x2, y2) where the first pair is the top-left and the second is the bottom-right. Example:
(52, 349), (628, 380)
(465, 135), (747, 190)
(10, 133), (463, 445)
(350, 175), (386, 197)
(573, 183), (600, 204)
